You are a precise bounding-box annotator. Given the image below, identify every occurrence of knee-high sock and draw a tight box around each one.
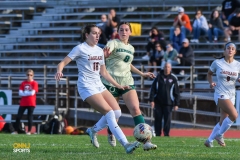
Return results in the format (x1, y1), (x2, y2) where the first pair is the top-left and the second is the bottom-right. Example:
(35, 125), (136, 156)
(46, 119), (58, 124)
(208, 123), (220, 142)
(92, 115), (107, 132)
(219, 117), (233, 136)
(133, 114), (145, 126)
(93, 110), (122, 133)
(107, 110), (121, 135)
(105, 110), (128, 146)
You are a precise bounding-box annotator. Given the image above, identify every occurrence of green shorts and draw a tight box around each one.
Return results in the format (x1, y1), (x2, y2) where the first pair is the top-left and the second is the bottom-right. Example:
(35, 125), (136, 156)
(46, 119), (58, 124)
(104, 84), (135, 97)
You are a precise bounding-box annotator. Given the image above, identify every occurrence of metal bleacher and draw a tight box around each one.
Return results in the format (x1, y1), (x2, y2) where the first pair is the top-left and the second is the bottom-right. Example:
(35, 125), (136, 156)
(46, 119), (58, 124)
(1, 0), (238, 127)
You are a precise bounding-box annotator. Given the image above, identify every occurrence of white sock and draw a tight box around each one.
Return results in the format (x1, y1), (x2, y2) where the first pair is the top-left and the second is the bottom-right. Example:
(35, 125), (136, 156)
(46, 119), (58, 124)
(114, 110), (121, 119)
(105, 110), (128, 146)
(219, 117), (233, 136)
(208, 123), (220, 142)
(92, 116), (107, 132)
(92, 110), (122, 132)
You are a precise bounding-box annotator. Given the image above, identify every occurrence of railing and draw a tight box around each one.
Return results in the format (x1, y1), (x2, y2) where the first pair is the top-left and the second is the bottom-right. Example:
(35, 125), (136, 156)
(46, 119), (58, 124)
(0, 74), (70, 113)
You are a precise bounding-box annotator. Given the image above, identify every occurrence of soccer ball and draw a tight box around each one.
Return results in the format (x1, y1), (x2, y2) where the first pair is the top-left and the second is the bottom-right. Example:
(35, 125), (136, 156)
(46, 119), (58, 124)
(133, 123), (152, 143)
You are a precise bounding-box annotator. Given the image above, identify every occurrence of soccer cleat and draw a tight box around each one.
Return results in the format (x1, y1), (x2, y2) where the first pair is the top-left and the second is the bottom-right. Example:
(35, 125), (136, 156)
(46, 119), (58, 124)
(204, 140), (213, 148)
(215, 134), (226, 147)
(26, 132), (31, 135)
(124, 141), (141, 154)
(86, 128), (99, 148)
(143, 141), (157, 151)
(108, 134), (116, 147)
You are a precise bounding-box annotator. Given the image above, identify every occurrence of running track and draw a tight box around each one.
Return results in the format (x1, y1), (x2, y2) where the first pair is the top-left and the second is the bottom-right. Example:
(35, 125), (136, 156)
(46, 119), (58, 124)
(98, 128), (240, 138)
(27, 127), (240, 138)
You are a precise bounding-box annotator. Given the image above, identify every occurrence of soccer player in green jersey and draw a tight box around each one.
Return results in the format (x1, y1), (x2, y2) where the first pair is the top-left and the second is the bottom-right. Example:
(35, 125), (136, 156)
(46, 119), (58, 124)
(96, 22), (157, 151)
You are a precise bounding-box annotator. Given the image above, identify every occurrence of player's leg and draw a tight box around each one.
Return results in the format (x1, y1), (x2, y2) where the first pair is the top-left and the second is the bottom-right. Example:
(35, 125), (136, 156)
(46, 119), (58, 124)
(102, 84), (121, 147)
(102, 90), (120, 147)
(205, 95), (227, 147)
(122, 90), (157, 151)
(86, 92), (140, 153)
(215, 99), (238, 147)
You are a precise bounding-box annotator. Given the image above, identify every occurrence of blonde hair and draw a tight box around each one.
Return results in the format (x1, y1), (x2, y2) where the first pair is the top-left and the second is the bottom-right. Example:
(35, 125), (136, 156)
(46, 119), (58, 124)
(26, 69), (34, 76)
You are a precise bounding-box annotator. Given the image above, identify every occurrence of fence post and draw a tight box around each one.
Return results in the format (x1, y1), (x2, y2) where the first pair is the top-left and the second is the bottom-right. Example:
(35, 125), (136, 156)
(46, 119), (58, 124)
(8, 76), (12, 90)
(66, 77), (70, 113)
(74, 87), (78, 127)
(55, 80), (59, 112)
(44, 65), (47, 104)
(193, 96), (197, 128)
(140, 64), (144, 101)
(190, 65), (194, 96)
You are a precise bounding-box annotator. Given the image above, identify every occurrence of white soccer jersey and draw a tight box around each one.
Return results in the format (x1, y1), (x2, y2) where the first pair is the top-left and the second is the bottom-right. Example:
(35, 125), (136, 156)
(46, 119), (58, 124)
(210, 58), (240, 97)
(67, 42), (105, 87)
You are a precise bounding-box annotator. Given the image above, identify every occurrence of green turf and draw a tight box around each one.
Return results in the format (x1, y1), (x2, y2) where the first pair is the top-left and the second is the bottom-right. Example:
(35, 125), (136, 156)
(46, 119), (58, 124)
(0, 134), (239, 160)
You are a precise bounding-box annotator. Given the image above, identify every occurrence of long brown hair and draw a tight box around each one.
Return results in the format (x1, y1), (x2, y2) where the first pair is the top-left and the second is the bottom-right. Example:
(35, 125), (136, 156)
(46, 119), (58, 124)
(117, 22), (132, 32)
(81, 24), (98, 42)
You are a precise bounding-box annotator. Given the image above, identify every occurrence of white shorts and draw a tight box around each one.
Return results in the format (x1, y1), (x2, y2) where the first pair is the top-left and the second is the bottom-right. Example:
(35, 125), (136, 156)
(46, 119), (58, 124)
(78, 84), (107, 101)
(214, 93), (235, 105)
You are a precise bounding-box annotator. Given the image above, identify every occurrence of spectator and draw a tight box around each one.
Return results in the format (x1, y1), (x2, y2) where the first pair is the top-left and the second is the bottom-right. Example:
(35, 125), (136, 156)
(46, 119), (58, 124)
(225, 8), (240, 41)
(149, 62), (180, 137)
(221, 0), (240, 25)
(208, 10), (225, 42)
(178, 38), (194, 75)
(161, 43), (180, 69)
(97, 14), (108, 33)
(169, 7), (192, 41)
(97, 28), (107, 48)
(12, 69), (38, 135)
(105, 9), (121, 40)
(142, 27), (166, 60)
(148, 42), (165, 75)
(111, 27), (120, 40)
(172, 26), (185, 52)
(190, 9), (209, 43)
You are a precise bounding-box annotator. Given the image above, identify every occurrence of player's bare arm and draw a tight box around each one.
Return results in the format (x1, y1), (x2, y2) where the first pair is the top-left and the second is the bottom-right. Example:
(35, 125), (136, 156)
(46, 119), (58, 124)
(130, 64), (155, 79)
(100, 64), (130, 90)
(55, 56), (72, 81)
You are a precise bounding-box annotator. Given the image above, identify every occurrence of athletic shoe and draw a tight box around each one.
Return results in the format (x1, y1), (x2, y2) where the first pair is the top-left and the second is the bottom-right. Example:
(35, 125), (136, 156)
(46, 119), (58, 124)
(108, 134), (116, 147)
(143, 141), (157, 151)
(124, 141), (141, 154)
(11, 132), (18, 134)
(26, 132), (31, 135)
(86, 128), (99, 148)
(215, 134), (226, 147)
(204, 139), (213, 148)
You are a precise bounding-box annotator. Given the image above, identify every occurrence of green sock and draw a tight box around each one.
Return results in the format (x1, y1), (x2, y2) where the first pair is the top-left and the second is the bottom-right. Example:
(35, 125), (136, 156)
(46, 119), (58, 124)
(133, 115), (145, 126)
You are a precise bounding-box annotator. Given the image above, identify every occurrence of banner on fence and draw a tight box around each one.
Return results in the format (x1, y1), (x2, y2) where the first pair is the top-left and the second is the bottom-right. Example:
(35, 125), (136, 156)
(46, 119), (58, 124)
(0, 90), (12, 120)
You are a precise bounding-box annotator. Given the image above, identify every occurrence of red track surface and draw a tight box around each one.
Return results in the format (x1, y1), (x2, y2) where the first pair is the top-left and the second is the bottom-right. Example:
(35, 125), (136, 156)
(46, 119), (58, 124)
(27, 126), (240, 138)
(98, 128), (240, 138)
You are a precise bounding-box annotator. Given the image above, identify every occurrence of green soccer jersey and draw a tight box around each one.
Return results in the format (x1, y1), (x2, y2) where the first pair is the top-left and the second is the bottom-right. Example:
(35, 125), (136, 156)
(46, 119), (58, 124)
(101, 39), (135, 86)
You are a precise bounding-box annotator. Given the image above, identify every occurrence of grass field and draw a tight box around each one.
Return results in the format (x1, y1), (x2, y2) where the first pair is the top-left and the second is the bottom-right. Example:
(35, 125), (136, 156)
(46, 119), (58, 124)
(0, 134), (239, 160)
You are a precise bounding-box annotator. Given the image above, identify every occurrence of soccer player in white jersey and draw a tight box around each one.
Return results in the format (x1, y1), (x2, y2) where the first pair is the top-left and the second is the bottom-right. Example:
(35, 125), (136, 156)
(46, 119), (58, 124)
(92, 22), (157, 151)
(204, 42), (239, 147)
(55, 24), (140, 154)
